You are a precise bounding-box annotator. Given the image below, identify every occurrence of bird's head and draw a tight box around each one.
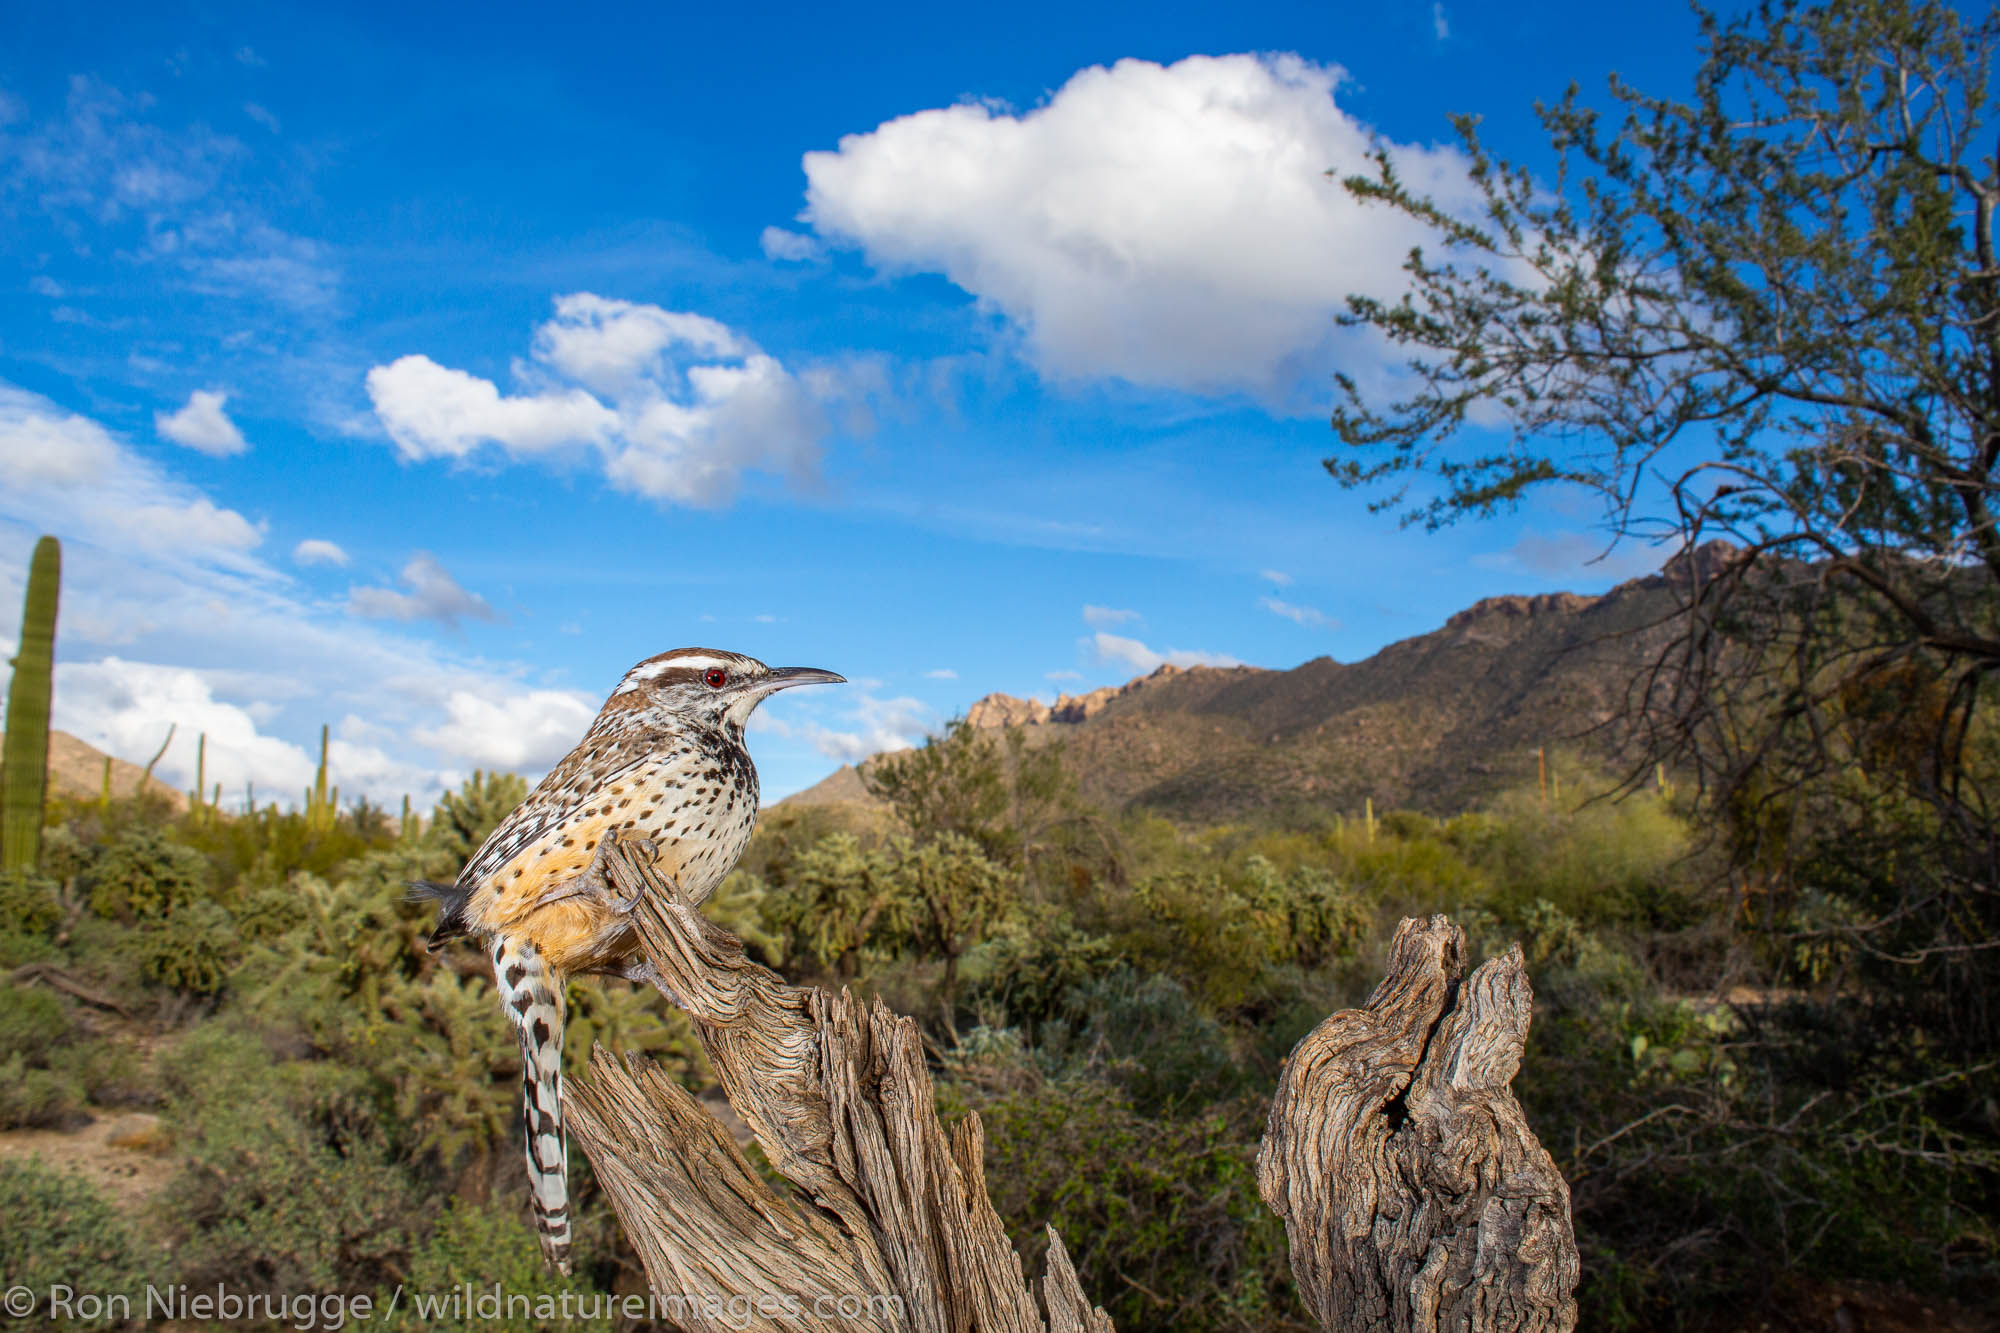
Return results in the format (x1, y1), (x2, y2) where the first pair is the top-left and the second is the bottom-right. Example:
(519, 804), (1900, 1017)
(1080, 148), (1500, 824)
(607, 647), (845, 733)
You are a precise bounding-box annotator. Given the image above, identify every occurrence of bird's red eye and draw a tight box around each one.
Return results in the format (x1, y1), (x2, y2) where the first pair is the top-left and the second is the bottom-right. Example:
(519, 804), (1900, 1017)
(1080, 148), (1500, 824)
(704, 667), (728, 688)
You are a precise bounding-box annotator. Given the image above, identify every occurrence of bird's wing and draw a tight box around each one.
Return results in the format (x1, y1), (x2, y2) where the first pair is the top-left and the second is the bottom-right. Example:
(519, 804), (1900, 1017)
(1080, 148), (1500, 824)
(455, 747), (653, 893)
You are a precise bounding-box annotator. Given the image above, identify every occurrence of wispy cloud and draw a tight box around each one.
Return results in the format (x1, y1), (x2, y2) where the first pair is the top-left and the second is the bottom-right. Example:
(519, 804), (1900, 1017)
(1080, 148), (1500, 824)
(1259, 594), (1336, 629)
(1259, 568), (1292, 586)
(2, 77), (339, 313)
(752, 690), (929, 763)
(1472, 530), (1666, 584)
(0, 385), (605, 806)
(760, 226), (822, 263)
(1082, 603), (1140, 627)
(1432, 3), (1451, 41)
(348, 552), (501, 628)
(924, 668), (957, 679)
(0, 383), (265, 575)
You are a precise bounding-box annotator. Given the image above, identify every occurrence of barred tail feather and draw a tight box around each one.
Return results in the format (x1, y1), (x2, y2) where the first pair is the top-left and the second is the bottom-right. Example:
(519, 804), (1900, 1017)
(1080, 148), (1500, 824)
(493, 938), (571, 1275)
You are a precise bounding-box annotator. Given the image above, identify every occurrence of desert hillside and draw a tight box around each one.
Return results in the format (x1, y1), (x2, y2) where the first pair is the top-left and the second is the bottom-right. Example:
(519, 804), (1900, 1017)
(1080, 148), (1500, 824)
(0, 730), (187, 812)
(787, 557), (1695, 822)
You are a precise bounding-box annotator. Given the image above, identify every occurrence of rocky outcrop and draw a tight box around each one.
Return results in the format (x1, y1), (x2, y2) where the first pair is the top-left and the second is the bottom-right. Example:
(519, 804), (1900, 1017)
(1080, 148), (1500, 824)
(967, 663), (1253, 729)
(963, 693), (1049, 729)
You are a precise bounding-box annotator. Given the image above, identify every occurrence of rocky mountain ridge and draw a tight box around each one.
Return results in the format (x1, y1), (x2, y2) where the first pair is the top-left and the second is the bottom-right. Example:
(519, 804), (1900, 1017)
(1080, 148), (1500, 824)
(785, 557), (1695, 823)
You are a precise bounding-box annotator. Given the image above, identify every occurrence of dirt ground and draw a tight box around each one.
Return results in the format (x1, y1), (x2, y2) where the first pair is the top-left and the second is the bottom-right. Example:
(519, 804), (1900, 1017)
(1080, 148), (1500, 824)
(0, 1110), (178, 1211)
(1708, 1276), (1998, 1333)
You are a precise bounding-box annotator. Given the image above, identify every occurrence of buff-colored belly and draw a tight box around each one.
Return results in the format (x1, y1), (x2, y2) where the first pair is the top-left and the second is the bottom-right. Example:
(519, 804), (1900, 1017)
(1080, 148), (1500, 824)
(466, 811), (742, 976)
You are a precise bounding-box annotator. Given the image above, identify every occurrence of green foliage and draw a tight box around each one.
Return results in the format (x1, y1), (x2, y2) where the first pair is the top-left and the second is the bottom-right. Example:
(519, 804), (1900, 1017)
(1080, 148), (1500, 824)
(862, 718), (1110, 881)
(2, 981), (75, 1064)
(2, 535), (59, 874)
(0, 869), (64, 965)
(162, 1024), (428, 1292)
(886, 832), (1016, 1007)
(975, 1078), (1310, 1332)
(761, 831), (909, 979)
(89, 825), (211, 922)
(964, 911), (1118, 1035)
(1039, 970), (1253, 1115)
(428, 769), (529, 869)
(0, 1159), (145, 1331)
(384, 1200), (614, 1332)
(135, 898), (238, 996)
(0, 981), (146, 1128)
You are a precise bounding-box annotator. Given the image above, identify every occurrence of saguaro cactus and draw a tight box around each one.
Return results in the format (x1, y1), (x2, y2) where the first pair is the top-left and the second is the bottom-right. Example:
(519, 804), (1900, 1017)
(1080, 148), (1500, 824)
(2, 536), (61, 873)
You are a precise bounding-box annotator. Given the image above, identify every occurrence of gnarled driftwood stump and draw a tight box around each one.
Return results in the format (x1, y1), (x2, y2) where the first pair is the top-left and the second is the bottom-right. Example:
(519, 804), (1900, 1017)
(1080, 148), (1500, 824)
(565, 844), (1577, 1332)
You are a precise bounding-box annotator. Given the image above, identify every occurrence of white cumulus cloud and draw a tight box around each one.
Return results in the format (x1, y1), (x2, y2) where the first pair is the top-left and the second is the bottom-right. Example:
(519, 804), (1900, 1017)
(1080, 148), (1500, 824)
(1087, 632), (1242, 673)
(412, 686), (599, 772)
(367, 292), (840, 507)
(56, 657), (317, 802)
(292, 538), (349, 567)
(367, 355), (617, 461)
(348, 552), (501, 628)
(156, 388), (248, 456)
(799, 53), (1478, 402)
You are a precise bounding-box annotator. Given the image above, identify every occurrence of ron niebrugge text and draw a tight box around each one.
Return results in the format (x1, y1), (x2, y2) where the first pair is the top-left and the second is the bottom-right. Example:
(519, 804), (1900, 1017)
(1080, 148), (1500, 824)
(20, 1281), (907, 1328)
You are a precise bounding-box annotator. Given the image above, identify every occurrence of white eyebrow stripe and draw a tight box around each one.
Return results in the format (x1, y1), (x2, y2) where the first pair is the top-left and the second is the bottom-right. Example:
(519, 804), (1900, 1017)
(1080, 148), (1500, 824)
(620, 654), (735, 686)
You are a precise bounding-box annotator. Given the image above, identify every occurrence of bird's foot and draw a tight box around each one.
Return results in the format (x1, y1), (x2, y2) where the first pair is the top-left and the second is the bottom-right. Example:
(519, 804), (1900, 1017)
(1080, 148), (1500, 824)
(613, 957), (683, 1007)
(540, 830), (671, 914)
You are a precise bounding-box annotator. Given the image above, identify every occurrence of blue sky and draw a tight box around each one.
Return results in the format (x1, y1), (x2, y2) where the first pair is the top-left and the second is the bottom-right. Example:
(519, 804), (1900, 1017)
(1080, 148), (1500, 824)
(0, 1), (1713, 806)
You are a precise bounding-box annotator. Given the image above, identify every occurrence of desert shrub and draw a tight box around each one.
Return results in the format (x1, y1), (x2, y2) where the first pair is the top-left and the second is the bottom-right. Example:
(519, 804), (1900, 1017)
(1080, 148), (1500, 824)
(383, 1200), (614, 1332)
(0, 1159), (147, 1330)
(0, 870), (65, 967)
(162, 1024), (427, 1292)
(2, 981), (75, 1063)
(0, 1054), (80, 1127)
(47, 1038), (149, 1107)
(89, 826), (210, 922)
(1455, 785), (1694, 928)
(135, 899), (239, 997)
(974, 1077), (1310, 1333)
(0, 868), (63, 935)
(0, 985), (87, 1127)
(762, 833), (910, 980)
(964, 911), (1118, 1035)
(1039, 968), (1252, 1115)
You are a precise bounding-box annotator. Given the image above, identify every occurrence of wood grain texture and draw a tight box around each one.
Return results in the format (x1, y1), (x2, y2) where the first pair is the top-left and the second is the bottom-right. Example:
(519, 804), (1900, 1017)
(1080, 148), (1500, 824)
(1258, 915), (1579, 1333)
(565, 841), (1576, 1333)
(564, 837), (1113, 1333)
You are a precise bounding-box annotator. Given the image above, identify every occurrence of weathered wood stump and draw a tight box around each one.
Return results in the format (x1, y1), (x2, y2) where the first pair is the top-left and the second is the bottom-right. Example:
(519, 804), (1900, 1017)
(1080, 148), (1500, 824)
(1260, 915), (1579, 1333)
(565, 844), (1577, 1332)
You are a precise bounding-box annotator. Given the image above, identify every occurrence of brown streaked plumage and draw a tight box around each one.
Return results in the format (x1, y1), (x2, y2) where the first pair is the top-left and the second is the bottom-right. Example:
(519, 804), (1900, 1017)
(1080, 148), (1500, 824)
(413, 647), (844, 1275)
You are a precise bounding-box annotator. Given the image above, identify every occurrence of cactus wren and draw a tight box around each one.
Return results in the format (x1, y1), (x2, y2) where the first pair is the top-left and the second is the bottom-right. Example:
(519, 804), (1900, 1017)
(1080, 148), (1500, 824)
(413, 647), (844, 1275)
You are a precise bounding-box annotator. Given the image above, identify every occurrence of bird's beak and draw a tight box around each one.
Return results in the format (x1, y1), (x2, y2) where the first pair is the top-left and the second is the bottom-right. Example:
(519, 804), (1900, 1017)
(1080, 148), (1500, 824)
(756, 666), (846, 694)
